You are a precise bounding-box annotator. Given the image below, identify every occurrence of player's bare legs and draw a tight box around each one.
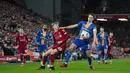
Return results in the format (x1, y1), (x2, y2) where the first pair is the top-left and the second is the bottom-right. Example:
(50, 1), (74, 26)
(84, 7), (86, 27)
(86, 50), (95, 70)
(68, 43), (77, 52)
(60, 43), (77, 67)
(20, 53), (27, 67)
(20, 53), (24, 67)
(41, 48), (58, 70)
(97, 51), (102, 64)
(104, 49), (108, 64)
(36, 50), (50, 70)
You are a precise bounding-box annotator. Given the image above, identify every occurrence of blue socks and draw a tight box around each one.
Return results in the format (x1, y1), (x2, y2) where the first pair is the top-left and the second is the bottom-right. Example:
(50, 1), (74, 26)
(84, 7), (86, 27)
(47, 56), (50, 65)
(104, 54), (108, 61)
(98, 54), (101, 62)
(88, 57), (92, 66)
(64, 50), (72, 64)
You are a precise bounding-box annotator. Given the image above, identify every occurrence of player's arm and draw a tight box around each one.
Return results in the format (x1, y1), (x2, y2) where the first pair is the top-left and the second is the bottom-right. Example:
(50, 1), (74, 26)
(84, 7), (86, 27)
(93, 29), (97, 44)
(61, 21), (85, 29)
(26, 35), (29, 44)
(92, 28), (97, 50)
(96, 37), (99, 45)
(61, 24), (78, 29)
(108, 36), (111, 46)
(48, 32), (54, 45)
(35, 30), (40, 45)
(14, 34), (19, 48)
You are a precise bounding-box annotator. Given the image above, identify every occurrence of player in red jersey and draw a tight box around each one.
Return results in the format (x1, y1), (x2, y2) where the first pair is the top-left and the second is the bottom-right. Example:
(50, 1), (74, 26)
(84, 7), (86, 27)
(15, 28), (28, 66)
(41, 22), (70, 70)
(108, 32), (114, 64)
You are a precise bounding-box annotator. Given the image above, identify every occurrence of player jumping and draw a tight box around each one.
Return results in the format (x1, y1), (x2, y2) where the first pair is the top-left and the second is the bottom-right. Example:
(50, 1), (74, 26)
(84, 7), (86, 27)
(97, 27), (110, 64)
(15, 28), (28, 67)
(35, 25), (53, 70)
(60, 13), (97, 70)
(42, 22), (70, 70)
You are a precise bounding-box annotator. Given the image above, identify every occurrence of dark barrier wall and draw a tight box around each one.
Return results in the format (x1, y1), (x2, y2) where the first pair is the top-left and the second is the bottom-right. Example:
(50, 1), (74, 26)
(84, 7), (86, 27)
(3, 0), (26, 7)
(25, 0), (61, 21)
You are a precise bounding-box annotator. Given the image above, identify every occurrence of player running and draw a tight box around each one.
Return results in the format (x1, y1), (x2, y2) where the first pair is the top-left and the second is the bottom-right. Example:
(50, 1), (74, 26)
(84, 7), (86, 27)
(35, 25), (53, 70)
(97, 27), (110, 64)
(15, 28), (28, 67)
(60, 13), (97, 70)
(108, 32), (114, 64)
(42, 22), (70, 70)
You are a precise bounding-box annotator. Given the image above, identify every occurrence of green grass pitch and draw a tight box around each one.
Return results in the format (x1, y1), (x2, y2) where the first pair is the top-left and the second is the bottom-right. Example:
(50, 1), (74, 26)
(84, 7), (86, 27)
(0, 59), (130, 73)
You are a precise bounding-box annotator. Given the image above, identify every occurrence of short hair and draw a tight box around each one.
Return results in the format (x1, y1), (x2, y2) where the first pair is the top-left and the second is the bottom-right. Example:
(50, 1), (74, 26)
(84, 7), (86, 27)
(43, 24), (47, 28)
(88, 13), (96, 19)
(52, 21), (59, 25)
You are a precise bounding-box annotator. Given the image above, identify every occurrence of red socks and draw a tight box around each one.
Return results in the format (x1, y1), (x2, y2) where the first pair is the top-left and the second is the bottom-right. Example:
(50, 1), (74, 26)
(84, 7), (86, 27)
(20, 54), (23, 63)
(20, 54), (27, 64)
(42, 56), (48, 65)
(50, 54), (55, 66)
(24, 55), (26, 64)
(108, 54), (112, 60)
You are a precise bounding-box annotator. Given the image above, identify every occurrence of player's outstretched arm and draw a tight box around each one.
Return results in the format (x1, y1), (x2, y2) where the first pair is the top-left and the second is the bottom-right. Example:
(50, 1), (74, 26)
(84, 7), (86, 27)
(61, 24), (78, 29)
(92, 29), (97, 50)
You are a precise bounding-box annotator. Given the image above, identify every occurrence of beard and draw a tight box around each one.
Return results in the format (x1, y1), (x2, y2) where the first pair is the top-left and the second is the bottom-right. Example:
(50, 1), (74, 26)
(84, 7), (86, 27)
(44, 28), (47, 31)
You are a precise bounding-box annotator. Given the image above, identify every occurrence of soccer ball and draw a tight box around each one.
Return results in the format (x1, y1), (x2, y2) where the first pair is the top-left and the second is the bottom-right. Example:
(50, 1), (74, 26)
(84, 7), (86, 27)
(81, 31), (90, 39)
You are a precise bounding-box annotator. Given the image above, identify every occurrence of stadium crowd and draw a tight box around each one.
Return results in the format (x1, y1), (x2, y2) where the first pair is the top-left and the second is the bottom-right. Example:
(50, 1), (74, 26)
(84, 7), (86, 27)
(0, 1), (130, 59)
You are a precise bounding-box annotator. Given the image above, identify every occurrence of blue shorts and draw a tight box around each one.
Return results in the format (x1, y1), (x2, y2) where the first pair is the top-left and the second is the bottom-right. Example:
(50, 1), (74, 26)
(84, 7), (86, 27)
(38, 45), (48, 54)
(73, 39), (91, 52)
(97, 44), (108, 51)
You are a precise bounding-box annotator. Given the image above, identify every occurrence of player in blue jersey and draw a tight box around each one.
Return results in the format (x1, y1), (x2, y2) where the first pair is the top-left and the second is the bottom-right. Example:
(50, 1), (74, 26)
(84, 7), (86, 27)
(60, 13), (97, 70)
(34, 25), (53, 70)
(97, 27), (110, 64)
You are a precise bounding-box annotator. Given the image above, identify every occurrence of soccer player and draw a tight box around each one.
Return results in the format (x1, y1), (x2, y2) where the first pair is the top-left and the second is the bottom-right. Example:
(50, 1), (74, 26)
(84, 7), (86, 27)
(97, 27), (110, 64)
(35, 25), (53, 70)
(108, 32), (114, 64)
(60, 49), (72, 67)
(41, 22), (70, 70)
(15, 28), (28, 66)
(60, 13), (97, 70)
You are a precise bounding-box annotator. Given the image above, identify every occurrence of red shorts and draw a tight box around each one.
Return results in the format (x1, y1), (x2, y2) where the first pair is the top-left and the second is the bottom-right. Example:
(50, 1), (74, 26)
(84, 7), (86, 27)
(108, 45), (112, 54)
(52, 44), (66, 54)
(18, 48), (27, 54)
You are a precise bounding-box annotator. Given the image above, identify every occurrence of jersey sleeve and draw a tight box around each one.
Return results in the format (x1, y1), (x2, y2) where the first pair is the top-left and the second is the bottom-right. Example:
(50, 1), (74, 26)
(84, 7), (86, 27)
(47, 32), (54, 45)
(25, 35), (28, 43)
(34, 36), (38, 43)
(78, 21), (86, 27)
(36, 29), (41, 37)
(97, 33), (100, 39)
(92, 24), (97, 31)
(52, 32), (56, 44)
(106, 32), (109, 37)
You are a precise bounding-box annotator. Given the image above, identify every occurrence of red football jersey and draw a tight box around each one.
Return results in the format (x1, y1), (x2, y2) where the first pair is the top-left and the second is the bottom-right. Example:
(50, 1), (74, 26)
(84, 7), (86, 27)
(16, 34), (28, 49)
(109, 36), (114, 45)
(52, 29), (70, 45)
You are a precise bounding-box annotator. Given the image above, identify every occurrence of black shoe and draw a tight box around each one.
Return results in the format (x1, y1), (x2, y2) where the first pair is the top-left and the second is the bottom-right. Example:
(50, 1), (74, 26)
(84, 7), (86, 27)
(36, 66), (45, 70)
(49, 66), (55, 70)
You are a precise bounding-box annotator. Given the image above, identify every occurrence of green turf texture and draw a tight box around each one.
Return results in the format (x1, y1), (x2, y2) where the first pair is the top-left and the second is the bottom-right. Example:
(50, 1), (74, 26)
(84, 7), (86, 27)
(0, 59), (130, 73)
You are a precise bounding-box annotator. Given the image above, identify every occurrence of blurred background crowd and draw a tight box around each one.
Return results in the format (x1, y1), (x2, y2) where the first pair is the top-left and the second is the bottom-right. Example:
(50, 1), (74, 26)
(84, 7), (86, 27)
(0, 0), (130, 60)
